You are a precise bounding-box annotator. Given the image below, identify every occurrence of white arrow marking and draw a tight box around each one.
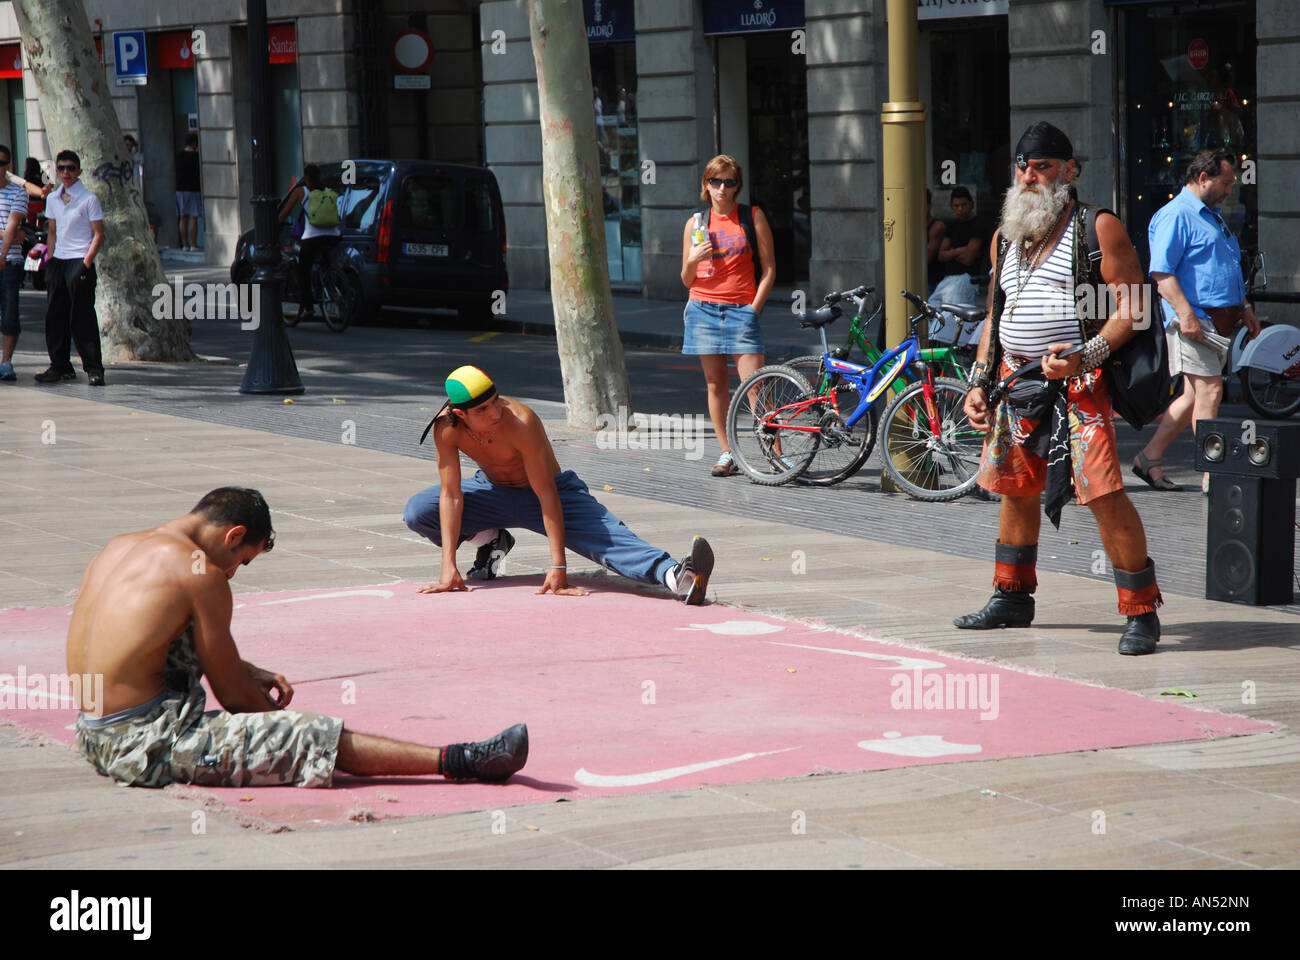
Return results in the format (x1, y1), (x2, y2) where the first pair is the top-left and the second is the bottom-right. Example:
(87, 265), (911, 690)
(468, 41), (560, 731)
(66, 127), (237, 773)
(574, 746), (800, 787)
(258, 589), (395, 606)
(762, 641), (946, 671)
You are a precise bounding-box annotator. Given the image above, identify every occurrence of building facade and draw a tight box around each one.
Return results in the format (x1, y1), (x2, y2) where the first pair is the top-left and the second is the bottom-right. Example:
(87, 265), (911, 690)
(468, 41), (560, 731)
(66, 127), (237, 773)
(0, 0), (1295, 322)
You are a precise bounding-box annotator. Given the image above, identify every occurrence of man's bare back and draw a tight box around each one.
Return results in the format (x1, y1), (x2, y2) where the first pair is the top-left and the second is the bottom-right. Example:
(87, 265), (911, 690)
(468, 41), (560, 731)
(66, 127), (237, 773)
(67, 513), (274, 717)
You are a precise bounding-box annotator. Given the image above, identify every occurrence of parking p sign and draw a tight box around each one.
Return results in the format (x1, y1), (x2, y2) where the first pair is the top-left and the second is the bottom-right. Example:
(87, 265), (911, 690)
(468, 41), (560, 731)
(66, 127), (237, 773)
(113, 30), (147, 86)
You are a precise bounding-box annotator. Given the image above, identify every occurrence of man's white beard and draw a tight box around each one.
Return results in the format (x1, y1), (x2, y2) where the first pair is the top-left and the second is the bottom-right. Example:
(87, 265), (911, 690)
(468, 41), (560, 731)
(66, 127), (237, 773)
(999, 177), (1073, 246)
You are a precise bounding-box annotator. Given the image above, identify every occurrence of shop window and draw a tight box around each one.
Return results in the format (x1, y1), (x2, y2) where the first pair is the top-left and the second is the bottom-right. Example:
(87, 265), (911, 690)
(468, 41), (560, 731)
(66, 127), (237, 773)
(1122, 3), (1256, 265)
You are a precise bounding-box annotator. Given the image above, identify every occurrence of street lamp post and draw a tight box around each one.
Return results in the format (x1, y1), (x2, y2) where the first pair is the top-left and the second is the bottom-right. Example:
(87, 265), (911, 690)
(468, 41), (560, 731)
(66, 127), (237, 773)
(240, 0), (304, 395)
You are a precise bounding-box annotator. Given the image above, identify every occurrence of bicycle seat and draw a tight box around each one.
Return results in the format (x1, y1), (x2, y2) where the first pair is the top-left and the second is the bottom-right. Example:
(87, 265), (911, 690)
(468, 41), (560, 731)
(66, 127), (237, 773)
(940, 303), (986, 323)
(798, 304), (841, 329)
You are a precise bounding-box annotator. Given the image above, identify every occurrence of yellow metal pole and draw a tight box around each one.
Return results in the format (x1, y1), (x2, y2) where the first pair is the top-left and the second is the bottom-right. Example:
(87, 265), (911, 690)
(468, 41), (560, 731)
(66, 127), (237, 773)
(881, 0), (927, 348)
(880, 0), (929, 492)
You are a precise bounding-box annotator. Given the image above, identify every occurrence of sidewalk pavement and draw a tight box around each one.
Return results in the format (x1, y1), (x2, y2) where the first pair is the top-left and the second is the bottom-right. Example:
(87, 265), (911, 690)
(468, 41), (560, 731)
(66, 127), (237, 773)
(3, 350), (1298, 868)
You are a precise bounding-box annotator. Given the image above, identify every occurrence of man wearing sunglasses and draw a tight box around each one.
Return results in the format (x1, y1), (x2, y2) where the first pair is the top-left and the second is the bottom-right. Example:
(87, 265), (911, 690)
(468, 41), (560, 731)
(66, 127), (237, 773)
(35, 150), (106, 386)
(1134, 150), (1260, 493)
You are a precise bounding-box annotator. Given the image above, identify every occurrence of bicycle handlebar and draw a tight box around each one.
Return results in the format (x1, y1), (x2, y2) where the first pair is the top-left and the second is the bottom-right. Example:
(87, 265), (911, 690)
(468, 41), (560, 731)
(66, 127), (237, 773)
(823, 284), (873, 305)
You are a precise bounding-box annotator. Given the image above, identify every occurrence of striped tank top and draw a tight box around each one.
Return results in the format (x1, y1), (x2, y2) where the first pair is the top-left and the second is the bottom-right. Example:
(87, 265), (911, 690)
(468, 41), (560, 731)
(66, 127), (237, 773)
(998, 218), (1081, 360)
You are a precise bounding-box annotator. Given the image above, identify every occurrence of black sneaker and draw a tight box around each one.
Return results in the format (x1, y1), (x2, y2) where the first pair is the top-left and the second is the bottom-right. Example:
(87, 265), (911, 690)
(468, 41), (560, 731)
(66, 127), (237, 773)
(466, 529), (515, 581)
(442, 723), (529, 782)
(87, 372), (106, 387)
(669, 535), (714, 605)
(34, 367), (76, 383)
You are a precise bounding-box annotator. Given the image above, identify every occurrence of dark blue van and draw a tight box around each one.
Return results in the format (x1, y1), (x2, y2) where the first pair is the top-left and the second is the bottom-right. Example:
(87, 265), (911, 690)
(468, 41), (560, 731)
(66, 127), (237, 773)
(231, 159), (508, 323)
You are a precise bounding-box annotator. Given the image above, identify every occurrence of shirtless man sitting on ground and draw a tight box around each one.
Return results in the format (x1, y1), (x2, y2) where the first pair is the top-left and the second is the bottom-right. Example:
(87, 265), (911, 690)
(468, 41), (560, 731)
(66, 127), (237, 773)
(403, 365), (714, 601)
(68, 486), (527, 788)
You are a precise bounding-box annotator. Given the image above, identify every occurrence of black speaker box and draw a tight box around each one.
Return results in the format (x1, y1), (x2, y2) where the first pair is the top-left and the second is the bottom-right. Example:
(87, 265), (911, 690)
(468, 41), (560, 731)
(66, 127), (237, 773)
(1205, 475), (1296, 605)
(1195, 418), (1300, 478)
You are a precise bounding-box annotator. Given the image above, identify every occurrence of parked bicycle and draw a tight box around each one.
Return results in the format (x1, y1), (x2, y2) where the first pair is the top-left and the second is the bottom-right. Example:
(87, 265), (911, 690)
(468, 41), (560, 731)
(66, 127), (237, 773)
(1229, 249), (1300, 418)
(778, 285), (980, 485)
(725, 289), (984, 499)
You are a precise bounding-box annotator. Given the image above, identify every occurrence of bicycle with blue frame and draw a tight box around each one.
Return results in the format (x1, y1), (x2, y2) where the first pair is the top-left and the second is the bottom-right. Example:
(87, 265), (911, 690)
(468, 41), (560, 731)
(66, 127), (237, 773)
(726, 289), (983, 498)
(781, 284), (981, 484)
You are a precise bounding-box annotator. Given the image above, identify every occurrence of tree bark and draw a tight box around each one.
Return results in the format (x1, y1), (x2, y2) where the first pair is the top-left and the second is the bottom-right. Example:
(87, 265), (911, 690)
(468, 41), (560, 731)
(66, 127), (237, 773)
(527, 0), (630, 429)
(14, 0), (194, 362)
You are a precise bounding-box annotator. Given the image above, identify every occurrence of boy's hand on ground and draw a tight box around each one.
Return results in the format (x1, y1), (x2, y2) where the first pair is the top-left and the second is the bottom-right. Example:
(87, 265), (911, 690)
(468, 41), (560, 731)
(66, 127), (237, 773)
(418, 570), (471, 594)
(536, 568), (589, 597)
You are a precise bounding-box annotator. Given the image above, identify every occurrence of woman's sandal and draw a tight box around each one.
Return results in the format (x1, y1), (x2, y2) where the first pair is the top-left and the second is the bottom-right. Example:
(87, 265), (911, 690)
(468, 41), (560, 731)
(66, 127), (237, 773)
(1132, 451), (1182, 491)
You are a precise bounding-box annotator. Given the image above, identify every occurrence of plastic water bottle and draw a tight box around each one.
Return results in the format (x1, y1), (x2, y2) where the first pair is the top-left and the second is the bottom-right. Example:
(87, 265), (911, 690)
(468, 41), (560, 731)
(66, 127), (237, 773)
(693, 212), (713, 278)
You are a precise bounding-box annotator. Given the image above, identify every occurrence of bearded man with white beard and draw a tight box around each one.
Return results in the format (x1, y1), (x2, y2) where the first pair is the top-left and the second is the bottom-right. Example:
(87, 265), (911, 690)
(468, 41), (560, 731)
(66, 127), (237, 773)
(955, 122), (1163, 656)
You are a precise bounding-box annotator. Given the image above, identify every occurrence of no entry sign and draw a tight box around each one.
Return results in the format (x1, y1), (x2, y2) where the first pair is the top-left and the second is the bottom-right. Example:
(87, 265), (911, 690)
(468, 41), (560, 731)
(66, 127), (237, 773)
(1188, 39), (1209, 70)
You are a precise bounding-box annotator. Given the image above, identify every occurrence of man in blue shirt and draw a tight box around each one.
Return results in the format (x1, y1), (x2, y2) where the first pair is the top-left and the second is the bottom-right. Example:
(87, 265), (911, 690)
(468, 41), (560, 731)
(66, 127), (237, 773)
(1134, 150), (1260, 491)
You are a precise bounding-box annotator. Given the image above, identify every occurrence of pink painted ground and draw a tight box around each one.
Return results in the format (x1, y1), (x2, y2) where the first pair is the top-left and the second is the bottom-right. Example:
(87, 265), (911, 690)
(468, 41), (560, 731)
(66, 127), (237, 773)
(1, 582), (1274, 827)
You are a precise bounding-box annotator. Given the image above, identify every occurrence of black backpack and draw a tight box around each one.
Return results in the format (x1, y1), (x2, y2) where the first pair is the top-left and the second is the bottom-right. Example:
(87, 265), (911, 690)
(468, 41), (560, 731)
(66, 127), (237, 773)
(990, 203), (1171, 431)
(697, 203), (762, 286)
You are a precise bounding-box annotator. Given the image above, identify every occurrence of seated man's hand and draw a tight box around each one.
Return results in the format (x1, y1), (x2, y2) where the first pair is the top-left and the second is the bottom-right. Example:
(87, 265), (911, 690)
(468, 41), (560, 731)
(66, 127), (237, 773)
(418, 570), (472, 594)
(246, 663), (293, 709)
(536, 568), (589, 597)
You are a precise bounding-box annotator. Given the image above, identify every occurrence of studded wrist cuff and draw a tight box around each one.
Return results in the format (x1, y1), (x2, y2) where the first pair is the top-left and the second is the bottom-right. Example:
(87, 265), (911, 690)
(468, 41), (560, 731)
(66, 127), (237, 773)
(1079, 335), (1111, 372)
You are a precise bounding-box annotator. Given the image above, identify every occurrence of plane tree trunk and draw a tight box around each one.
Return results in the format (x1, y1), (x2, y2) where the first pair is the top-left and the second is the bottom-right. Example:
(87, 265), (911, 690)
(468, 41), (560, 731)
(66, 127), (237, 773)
(527, 0), (630, 429)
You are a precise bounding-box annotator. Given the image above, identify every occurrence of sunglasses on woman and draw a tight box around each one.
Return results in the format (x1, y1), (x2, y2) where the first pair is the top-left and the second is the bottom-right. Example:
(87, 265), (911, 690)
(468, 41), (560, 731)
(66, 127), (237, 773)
(707, 177), (738, 189)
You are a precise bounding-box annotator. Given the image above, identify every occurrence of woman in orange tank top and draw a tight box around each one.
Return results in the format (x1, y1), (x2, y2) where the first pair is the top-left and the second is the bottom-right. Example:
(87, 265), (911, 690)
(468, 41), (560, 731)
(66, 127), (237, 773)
(680, 155), (776, 476)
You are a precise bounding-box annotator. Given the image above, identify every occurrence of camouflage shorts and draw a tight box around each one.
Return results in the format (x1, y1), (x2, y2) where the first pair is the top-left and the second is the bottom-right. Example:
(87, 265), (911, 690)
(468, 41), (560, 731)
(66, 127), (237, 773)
(75, 629), (343, 789)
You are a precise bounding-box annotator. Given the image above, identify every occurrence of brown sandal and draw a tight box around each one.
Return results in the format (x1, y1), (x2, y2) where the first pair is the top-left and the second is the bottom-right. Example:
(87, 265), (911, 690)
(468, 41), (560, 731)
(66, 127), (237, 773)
(1133, 451), (1181, 491)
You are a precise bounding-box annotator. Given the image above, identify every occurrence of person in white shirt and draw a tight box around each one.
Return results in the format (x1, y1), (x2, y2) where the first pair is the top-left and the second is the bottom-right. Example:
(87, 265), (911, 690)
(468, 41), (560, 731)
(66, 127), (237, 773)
(35, 150), (106, 386)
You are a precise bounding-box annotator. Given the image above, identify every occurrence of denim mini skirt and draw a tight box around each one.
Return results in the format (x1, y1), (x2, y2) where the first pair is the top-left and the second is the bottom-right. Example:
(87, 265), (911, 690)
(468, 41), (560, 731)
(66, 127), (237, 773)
(682, 299), (765, 355)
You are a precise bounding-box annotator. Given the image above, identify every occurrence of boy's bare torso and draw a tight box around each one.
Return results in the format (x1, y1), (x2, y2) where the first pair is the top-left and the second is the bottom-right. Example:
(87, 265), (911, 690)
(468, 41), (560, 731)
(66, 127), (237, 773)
(436, 396), (560, 485)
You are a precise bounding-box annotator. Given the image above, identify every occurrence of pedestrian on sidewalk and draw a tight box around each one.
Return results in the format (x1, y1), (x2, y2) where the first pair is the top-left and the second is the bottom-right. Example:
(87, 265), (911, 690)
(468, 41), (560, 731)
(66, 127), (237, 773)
(958, 122), (1163, 655)
(35, 151), (105, 387)
(404, 366), (715, 603)
(0, 145), (28, 381)
(175, 132), (201, 252)
(1133, 150), (1260, 494)
(680, 155), (776, 477)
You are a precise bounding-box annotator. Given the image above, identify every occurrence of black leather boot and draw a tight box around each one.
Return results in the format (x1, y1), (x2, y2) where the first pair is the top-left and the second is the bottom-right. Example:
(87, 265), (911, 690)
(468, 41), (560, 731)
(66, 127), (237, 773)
(954, 589), (1035, 629)
(1118, 612), (1160, 655)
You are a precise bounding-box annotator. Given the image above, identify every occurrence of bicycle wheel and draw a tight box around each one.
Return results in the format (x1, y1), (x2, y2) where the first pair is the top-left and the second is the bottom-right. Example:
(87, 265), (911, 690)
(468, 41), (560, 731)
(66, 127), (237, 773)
(1239, 367), (1300, 419)
(726, 365), (821, 485)
(782, 355), (875, 485)
(321, 267), (356, 333)
(880, 377), (984, 502)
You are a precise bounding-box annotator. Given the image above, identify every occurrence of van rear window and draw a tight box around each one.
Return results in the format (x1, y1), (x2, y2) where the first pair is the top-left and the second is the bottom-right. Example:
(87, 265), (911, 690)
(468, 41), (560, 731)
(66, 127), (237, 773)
(319, 162), (388, 233)
(399, 177), (462, 231)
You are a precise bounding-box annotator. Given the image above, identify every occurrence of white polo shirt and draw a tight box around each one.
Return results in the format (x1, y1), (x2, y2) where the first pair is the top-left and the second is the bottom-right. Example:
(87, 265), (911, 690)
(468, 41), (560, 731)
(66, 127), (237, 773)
(46, 179), (104, 260)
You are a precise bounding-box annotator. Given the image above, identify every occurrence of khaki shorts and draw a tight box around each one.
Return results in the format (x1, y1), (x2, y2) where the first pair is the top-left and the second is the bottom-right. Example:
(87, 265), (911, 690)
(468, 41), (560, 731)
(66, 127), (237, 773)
(1166, 319), (1227, 377)
(75, 629), (343, 789)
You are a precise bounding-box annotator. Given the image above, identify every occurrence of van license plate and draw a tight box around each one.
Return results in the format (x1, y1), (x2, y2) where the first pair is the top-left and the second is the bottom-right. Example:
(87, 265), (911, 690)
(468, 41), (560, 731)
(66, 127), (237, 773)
(404, 243), (448, 257)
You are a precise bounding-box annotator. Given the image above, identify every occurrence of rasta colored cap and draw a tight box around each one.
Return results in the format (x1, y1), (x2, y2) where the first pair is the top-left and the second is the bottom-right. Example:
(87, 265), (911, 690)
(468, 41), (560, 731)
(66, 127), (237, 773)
(420, 366), (497, 445)
(445, 365), (497, 410)
(1015, 121), (1074, 169)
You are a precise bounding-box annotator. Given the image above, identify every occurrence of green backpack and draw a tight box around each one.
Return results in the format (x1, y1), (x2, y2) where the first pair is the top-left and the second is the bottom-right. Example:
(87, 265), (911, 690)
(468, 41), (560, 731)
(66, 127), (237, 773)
(306, 187), (340, 228)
